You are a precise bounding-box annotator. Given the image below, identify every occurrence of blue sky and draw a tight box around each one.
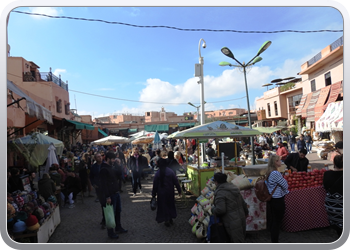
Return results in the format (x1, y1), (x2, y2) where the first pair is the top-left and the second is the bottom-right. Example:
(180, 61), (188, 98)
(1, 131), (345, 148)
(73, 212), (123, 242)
(7, 6), (344, 119)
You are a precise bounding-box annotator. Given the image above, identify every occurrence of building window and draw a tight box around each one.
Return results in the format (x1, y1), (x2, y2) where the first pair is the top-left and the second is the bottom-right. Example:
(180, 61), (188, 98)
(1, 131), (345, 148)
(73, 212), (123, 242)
(274, 101), (278, 116)
(65, 103), (70, 115)
(311, 80), (316, 92)
(288, 94), (302, 113)
(267, 103), (271, 117)
(146, 112), (150, 116)
(325, 72), (332, 86)
(56, 99), (62, 113)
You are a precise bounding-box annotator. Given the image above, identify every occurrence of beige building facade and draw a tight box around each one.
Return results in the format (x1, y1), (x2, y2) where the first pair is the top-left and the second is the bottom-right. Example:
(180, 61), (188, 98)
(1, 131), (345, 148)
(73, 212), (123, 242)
(255, 36), (343, 133)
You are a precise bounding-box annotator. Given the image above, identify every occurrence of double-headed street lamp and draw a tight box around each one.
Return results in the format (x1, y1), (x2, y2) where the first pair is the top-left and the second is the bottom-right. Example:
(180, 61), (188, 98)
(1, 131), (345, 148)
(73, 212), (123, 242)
(219, 41), (272, 165)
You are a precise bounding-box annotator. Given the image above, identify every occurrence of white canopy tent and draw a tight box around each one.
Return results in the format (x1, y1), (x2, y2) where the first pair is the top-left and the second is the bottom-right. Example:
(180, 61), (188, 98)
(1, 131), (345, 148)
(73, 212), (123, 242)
(315, 101), (343, 132)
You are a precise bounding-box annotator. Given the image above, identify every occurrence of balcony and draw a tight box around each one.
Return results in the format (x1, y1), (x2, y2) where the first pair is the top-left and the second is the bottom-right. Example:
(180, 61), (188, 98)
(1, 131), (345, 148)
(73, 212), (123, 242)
(23, 71), (68, 91)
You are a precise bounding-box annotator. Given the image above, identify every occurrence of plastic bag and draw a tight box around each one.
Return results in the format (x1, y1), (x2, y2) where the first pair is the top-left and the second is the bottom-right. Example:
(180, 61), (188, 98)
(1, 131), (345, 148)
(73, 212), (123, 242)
(103, 204), (116, 229)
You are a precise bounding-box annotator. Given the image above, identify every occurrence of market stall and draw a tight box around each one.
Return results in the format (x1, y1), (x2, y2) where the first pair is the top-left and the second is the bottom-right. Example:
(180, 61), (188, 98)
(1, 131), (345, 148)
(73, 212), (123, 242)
(169, 121), (262, 196)
(91, 135), (129, 145)
(281, 169), (330, 232)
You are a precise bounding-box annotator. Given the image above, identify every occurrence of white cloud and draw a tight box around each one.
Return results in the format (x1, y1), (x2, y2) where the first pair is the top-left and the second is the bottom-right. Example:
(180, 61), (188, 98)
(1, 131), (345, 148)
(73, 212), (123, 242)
(53, 68), (66, 76)
(28, 7), (62, 19)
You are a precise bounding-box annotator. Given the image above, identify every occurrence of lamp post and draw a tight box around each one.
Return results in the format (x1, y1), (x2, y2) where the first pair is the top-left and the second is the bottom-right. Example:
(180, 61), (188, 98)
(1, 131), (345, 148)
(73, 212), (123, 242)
(219, 41), (272, 165)
(195, 38), (207, 164)
(188, 101), (207, 122)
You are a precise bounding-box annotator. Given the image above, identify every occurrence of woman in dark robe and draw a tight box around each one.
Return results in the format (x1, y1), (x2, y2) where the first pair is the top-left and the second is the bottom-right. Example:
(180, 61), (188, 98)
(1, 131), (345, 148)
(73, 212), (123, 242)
(323, 154), (343, 238)
(151, 158), (182, 227)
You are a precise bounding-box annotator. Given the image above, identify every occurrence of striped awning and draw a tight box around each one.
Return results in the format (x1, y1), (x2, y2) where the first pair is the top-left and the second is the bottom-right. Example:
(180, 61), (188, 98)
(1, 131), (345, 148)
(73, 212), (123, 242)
(314, 85), (331, 122)
(306, 89), (321, 121)
(295, 94), (307, 116)
(301, 93), (313, 118)
(323, 81), (342, 111)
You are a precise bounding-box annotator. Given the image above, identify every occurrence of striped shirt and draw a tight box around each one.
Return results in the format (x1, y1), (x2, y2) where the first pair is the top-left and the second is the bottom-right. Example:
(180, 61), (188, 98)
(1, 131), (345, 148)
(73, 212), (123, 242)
(266, 171), (289, 198)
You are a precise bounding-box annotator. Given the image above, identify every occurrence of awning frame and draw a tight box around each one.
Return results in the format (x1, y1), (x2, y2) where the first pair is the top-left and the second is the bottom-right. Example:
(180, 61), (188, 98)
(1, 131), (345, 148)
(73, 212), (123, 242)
(7, 79), (53, 124)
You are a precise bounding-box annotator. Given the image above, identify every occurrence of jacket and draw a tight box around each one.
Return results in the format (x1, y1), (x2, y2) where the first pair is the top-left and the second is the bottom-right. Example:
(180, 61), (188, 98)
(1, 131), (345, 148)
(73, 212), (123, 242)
(284, 153), (309, 172)
(38, 177), (56, 200)
(276, 146), (289, 161)
(127, 155), (148, 173)
(99, 162), (122, 201)
(297, 140), (306, 150)
(304, 135), (313, 144)
(212, 182), (249, 243)
(288, 134), (296, 144)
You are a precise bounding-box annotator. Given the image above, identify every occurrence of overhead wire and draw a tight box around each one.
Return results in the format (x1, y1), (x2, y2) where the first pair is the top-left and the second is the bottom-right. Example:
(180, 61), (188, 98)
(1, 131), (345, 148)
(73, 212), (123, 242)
(12, 11), (343, 33)
(69, 89), (246, 105)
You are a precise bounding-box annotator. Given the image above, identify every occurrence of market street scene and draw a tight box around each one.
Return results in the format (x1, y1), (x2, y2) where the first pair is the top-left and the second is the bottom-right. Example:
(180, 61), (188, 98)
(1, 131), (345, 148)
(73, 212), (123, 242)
(5, 5), (345, 248)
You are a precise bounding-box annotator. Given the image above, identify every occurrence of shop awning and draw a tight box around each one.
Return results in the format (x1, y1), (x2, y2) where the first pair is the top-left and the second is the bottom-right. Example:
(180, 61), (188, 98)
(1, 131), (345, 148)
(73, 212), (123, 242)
(301, 93), (313, 118)
(128, 128), (138, 133)
(144, 124), (169, 132)
(7, 80), (53, 124)
(316, 101), (343, 132)
(98, 128), (108, 137)
(295, 94), (307, 116)
(323, 81), (342, 111)
(314, 85), (331, 122)
(306, 89), (321, 122)
(254, 127), (281, 133)
(234, 120), (249, 124)
(65, 120), (95, 130)
(178, 122), (196, 127)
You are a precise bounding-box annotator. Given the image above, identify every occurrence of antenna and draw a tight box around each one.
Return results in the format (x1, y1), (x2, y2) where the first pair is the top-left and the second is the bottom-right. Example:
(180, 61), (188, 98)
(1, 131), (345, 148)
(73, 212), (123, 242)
(74, 95), (77, 112)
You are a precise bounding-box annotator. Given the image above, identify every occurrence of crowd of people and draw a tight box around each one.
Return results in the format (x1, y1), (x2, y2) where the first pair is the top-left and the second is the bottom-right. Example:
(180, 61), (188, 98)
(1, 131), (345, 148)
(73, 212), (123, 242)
(7, 133), (343, 243)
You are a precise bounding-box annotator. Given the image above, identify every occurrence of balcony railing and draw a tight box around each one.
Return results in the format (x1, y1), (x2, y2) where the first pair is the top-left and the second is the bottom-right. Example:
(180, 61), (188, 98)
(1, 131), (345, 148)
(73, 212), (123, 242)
(23, 71), (69, 91)
(331, 36), (343, 51)
(307, 52), (322, 67)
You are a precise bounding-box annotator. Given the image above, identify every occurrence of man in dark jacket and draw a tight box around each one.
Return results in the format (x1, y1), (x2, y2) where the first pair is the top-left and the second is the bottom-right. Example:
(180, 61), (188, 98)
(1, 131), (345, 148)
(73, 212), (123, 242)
(99, 152), (128, 239)
(127, 147), (148, 196)
(297, 135), (307, 151)
(288, 131), (297, 152)
(206, 143), (216, 160)
(284, 149), (309, 172)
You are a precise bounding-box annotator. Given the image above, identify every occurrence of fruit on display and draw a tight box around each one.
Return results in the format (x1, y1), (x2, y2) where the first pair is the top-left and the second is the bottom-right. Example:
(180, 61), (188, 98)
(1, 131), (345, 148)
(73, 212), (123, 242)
(283, 168), (327, 191)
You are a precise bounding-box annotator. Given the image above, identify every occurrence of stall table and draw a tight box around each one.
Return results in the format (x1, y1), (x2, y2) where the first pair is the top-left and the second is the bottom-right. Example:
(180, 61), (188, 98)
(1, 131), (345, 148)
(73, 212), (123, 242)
(282, 186), (329, 232)
(241, 188), (267, 231)
(186, 165), (243, 197)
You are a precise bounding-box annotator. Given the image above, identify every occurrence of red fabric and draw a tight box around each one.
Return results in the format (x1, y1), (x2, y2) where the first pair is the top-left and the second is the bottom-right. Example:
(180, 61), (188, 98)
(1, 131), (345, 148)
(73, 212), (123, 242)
(282, 186), (329, 232)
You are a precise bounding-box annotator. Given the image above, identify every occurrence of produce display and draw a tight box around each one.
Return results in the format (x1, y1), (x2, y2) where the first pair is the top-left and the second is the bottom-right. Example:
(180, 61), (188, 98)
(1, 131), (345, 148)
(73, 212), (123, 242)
(283, 169), (327, 191)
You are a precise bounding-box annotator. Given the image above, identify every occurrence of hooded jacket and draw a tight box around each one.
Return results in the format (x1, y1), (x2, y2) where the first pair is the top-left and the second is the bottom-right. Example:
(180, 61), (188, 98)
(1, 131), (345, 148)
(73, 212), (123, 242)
(212, 182), (248, 243)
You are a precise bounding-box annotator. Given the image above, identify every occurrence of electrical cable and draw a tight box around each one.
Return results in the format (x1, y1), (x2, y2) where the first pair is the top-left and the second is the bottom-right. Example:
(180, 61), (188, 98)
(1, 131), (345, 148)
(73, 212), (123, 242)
(69, 89), (246, 105)
(12, 10), (343, 33)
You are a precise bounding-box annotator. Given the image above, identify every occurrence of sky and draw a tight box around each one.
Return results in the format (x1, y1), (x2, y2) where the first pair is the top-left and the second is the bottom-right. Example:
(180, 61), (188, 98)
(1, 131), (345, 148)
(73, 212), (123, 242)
(6, 5), (344, 119)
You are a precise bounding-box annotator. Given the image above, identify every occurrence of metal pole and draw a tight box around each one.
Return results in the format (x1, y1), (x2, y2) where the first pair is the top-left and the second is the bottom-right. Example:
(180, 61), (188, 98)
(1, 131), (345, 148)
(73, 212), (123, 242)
(199, 39), (206, 165)
(243, 66), (255, 165)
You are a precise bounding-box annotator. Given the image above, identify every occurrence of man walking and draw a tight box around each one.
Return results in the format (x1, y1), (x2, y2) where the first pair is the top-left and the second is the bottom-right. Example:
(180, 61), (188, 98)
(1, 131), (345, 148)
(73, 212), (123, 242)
(99, 152), (128, 239)
(90, 152), (106, 228)
(127, 147), (148, 196)
(288, 131), (296, 152)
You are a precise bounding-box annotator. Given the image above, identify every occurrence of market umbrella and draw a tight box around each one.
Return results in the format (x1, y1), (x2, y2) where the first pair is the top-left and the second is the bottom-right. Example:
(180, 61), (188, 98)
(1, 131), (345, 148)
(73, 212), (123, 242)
(275, 82), (287, 86)
(152, 131), (162, 150)
(262, 83), (273, 91)
(283, 77), (295, 81)
(10, 132), (64, 169)
(44, 143), (59, 174)
(170, 120), (262, 139)
(271, 78), (283, 83)
(91, 135), (129, 145)
(131, 136), (154, 145)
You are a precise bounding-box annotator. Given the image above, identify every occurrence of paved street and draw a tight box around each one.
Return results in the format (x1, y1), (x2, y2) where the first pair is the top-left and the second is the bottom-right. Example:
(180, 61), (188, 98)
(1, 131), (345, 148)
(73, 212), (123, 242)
(48, 151), (339, 244)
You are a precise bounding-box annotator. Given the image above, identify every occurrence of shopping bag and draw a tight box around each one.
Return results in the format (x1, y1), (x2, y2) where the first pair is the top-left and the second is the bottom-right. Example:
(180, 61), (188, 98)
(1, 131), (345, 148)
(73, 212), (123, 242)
(150, 197), (157, 211)
(103, 204), (116, 229)
(210, 216), (229, 243)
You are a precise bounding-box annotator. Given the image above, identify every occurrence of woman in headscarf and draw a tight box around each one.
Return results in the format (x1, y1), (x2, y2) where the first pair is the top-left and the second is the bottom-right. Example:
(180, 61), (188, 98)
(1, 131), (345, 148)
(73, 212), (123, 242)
(166, 151), (182, 175)
(211, 172), (249, 243)
(38, 173), (56, 201)
(151, 158), (182, 227)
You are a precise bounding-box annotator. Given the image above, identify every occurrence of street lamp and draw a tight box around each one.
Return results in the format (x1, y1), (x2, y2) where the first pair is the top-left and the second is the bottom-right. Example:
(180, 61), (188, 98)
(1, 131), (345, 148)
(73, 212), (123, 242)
(219, 41), (271, 165)
(195, 38), (206, 164)
(188, 101), (206, 122)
